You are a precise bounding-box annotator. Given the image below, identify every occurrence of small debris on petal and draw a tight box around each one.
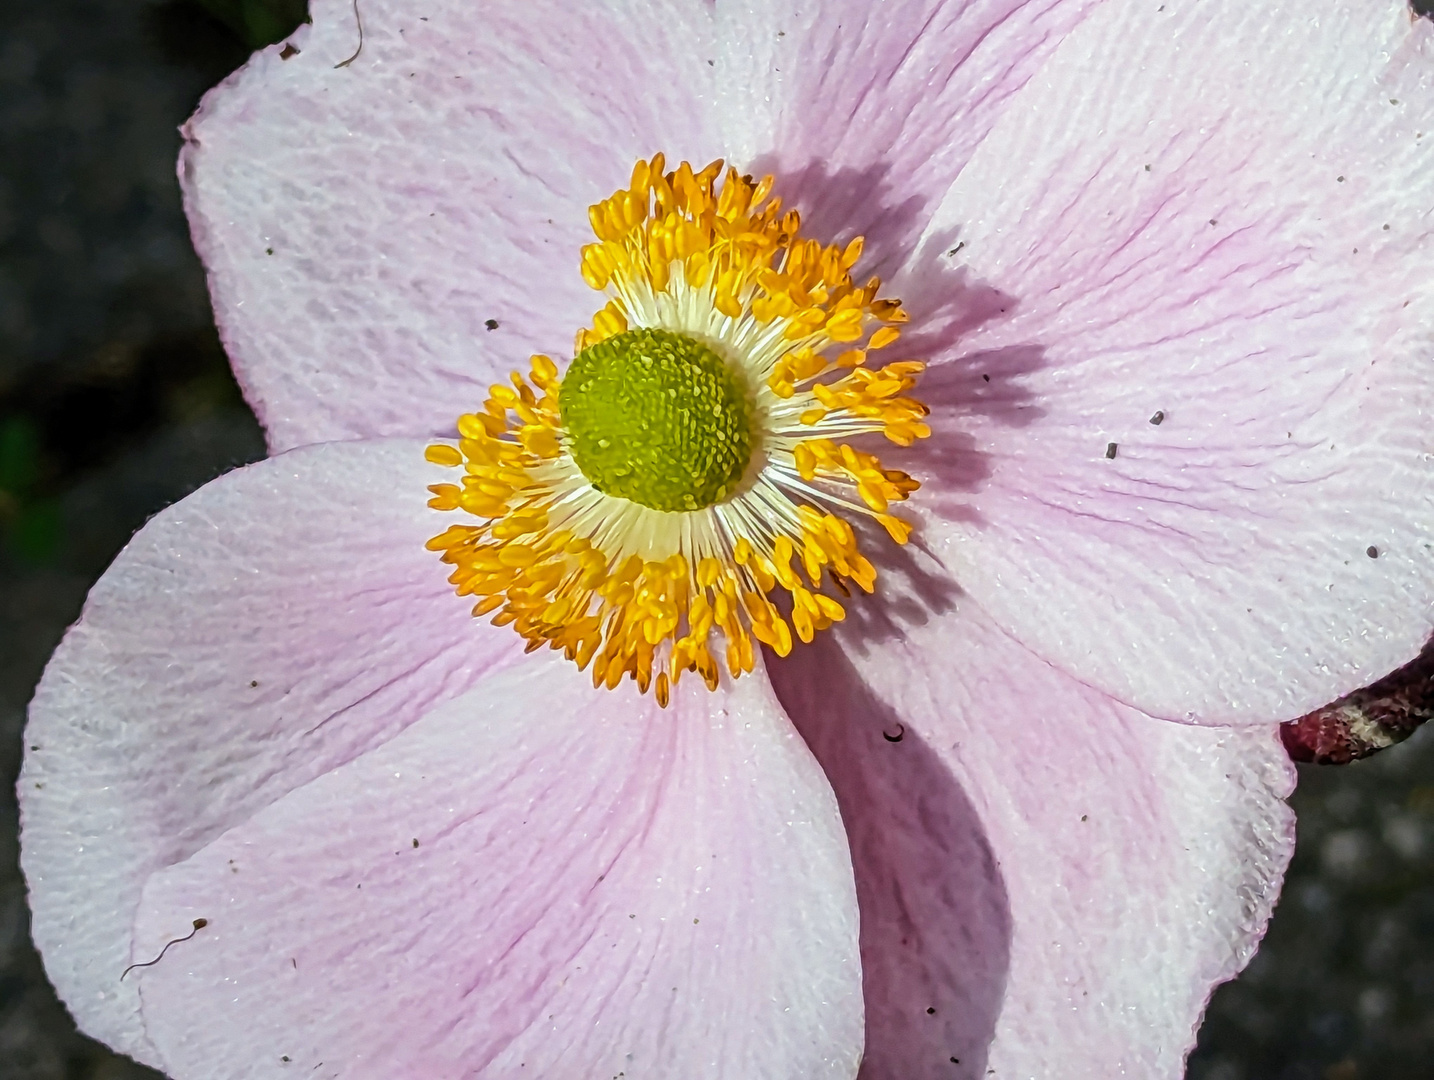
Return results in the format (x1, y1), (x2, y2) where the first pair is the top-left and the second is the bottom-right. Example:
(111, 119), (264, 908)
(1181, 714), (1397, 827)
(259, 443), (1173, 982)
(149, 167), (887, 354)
(1105, 442), (1118, 459)
(1148, 410), (1164, 425)
(120, 919), (209, 980)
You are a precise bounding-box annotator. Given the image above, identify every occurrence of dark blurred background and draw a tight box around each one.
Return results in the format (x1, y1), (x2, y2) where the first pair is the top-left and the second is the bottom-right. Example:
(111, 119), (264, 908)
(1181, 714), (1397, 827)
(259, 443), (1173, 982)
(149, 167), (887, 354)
(0, 2), (1431, 1078)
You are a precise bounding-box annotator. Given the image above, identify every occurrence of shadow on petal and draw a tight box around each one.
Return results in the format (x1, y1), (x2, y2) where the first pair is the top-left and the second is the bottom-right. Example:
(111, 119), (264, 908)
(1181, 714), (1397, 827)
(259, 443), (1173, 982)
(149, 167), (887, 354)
(752, 157), (1049, 526)
(769, 633), (1012, 1080)
(834, 520), (964, 650)
(893, 234), (1049, 530)
(751, 156), (930, 280)
(757, 158), (1034, 1074)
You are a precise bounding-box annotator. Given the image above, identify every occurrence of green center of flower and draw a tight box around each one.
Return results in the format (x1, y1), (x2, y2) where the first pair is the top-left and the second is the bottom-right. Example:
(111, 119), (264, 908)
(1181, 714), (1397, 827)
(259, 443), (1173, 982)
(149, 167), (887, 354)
(560, 328), (753, 512)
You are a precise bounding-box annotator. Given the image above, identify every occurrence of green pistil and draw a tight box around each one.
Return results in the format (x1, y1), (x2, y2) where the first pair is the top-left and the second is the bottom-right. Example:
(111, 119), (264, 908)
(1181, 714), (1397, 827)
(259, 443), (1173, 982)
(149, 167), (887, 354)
(560, 328), (753, 512)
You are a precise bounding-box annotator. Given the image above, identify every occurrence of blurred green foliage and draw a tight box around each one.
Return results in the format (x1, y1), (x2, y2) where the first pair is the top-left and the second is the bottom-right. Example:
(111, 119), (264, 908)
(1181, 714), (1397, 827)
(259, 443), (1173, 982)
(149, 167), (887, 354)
(0, 417), (61, 563)
(0, 416), (40, 496)
(191, 0), (309, 50)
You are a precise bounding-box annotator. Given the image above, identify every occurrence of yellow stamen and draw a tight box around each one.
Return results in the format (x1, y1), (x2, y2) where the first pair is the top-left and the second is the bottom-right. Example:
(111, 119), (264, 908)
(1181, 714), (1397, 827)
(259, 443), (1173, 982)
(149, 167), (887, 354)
(425, 156), (930, 702)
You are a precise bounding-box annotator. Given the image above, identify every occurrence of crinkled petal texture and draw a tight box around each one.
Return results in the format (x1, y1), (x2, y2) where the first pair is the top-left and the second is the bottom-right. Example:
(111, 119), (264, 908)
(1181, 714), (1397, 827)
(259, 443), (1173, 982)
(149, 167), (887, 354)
(716, 0), (1102, 274)
(187, 0), (1434, 726)
(769, 578), (1296, 1079)
(907, 0), (1434, 724)
(182, 0), (720, 452)
(20, 441), (517, 1065)
(34, 0), (1430, 1074)
(184, 0), (1113, 451)
(131, 656), (861, 1080)
(21, 441), (862, 1079)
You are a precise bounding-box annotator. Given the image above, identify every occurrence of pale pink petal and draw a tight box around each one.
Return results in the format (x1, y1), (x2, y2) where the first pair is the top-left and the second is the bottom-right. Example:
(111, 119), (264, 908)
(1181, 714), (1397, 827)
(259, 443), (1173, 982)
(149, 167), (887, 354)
(20, 439), (513, 1064)
(902, 0), (1434, 723)
(718, 0), (1101, 276)
(129, 655), (861, 1080)
(183, 0), (720, 452)
(769, 577), (1295, 1079)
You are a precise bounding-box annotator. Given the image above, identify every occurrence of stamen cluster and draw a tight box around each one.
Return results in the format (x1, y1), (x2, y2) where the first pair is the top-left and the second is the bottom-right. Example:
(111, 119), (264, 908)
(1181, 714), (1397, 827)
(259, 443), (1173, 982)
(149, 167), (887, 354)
(425, 156), (932, 701)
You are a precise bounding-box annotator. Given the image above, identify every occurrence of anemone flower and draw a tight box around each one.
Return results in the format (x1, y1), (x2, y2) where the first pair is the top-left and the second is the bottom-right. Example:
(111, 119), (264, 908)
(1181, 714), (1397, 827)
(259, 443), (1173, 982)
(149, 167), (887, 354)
(19, 1), (1434, 1077)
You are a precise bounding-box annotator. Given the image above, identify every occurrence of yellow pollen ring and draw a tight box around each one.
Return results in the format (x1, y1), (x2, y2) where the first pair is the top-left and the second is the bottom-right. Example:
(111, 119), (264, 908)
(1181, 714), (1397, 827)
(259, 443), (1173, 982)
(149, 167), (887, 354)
(424, 155), (931, 704)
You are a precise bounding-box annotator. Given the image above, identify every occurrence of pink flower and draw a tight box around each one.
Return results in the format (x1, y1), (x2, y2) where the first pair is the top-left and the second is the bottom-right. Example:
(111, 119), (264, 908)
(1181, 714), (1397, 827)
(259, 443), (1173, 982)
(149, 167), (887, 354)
(19, 1), (1434, 1078)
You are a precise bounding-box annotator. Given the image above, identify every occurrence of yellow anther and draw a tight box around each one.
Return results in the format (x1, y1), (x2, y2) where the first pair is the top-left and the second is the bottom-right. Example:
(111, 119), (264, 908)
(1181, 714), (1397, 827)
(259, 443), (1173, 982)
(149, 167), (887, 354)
(868, 326), (901, 350)
(469, 594), (504, 617)
(749, 557), (777, 594)
(530, 354), (560, 386)
(497, 545), (539, 568)
(878, 513), (914, 544)
(793, 442), (818, 480)
(425, 483), (460, 510)
(425, 444), (463, 467)
(824, 308), (865, 342)
(771, 617), (794, 657)
(454, 415), (487, 440)
(592, 300), (629, 340)
(518, 426), (560, 458)
(488, 384), (520, 408)
(792, 603), (815, 644)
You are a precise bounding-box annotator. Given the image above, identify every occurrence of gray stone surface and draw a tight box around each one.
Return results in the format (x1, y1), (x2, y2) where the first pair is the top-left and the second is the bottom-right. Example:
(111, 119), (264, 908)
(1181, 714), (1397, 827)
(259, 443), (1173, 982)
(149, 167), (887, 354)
(0, 3), (261, 1078)
(0, 0), (230, 391)
(1191, 725), (1434, 1080)
(0, 3), (1430, 1079)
